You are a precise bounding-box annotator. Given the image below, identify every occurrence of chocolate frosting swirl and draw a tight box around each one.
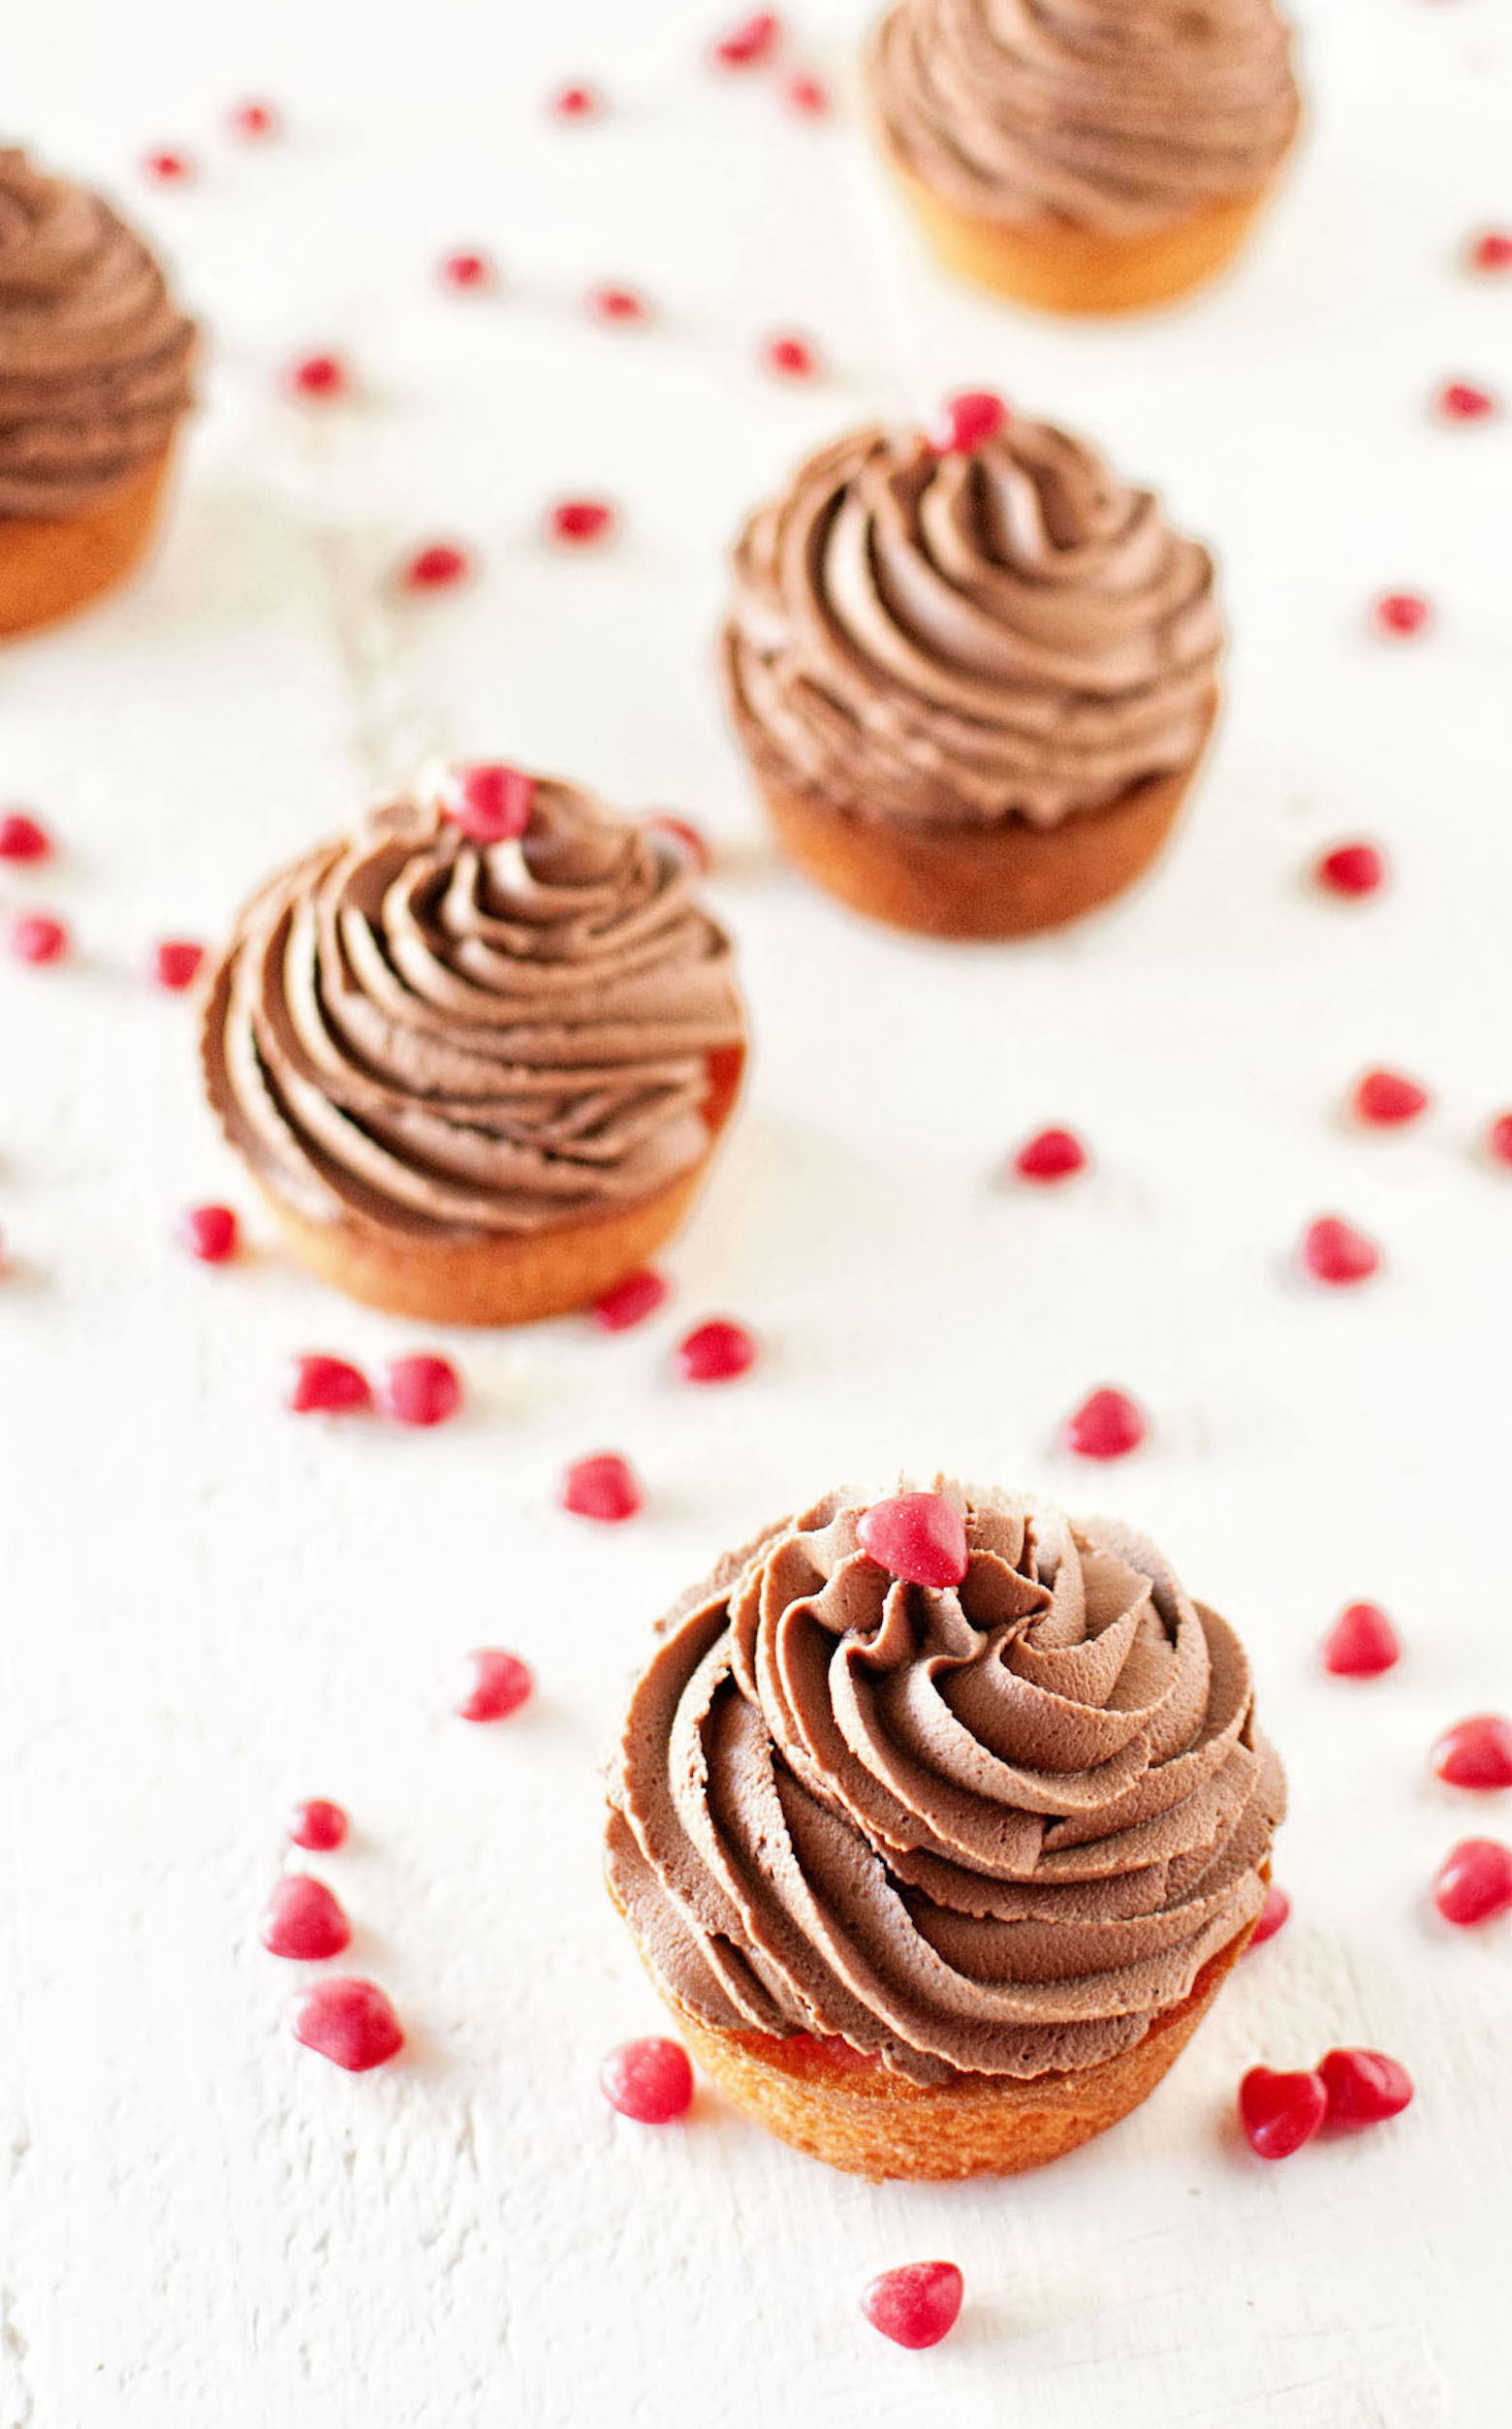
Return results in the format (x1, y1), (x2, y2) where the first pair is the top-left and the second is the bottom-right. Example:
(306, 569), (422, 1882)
(201, 781), (744, 1241)
(872, 0), (1302, 237)
(607, 1484), (1283, 2084)
(723, 416), (1220, 831)
(0, 147), (195, 519)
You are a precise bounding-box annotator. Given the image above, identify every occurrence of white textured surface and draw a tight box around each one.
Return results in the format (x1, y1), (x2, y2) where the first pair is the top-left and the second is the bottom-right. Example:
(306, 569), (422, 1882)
(1, 2), (1510, 2422)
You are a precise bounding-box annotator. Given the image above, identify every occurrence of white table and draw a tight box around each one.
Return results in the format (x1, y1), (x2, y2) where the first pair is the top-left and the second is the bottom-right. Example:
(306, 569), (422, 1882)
(1, 2), (1508, 2421)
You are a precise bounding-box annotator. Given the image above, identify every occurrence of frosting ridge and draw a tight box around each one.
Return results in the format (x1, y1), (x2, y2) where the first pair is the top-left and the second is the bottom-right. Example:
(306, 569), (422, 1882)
(723, 416), (1221, 831)
(607, 1483), (1283, 2084)
(0, 147), (195, 518)
(202, 780), (744, 1241)
(871, 0), (1302, 237)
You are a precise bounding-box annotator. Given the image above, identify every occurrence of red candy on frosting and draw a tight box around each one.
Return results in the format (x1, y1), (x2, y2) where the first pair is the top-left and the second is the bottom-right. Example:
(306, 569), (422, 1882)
(1433, 1839), (1512, 1927)
(440, 763), (536, 842)
(857, 1494), (968, 1590)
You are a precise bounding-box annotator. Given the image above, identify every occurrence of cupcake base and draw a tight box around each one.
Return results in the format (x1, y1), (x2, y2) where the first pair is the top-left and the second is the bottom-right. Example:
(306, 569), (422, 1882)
(750, 747), (1209, 941)
(889, 162), (1275, 316)
(255, 1045), (745, 1327)
(0, 450), (177, 641)
(673, 1924), (1254, 2181)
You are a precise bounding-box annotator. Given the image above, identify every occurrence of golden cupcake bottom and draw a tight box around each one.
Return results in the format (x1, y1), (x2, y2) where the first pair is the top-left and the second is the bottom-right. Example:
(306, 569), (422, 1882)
(256, 1045), (745, 1327)
(738, 699), (1215, 940)
(889, 161), (1277, 315)
(667, 1920), (1255, 2182)
(0, 449), (177, 641)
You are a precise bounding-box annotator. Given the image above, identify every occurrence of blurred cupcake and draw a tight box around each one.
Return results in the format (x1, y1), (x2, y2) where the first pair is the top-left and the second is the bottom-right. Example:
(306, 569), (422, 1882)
(201, 771), (745, 1325)
(608, 1480), (1284, 2180)
(722, 394), (1221, 939)
(0, 146), (196, 636)
(870, 0), (1302, 315)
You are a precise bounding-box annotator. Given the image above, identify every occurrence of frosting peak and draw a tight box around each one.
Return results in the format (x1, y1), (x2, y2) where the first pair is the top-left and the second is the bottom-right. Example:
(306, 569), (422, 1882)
(0, 147), (195, 518)
(872, 0), (1303, 237)
(607, 1483), (1283, 2084)
(202, 779), (744, 1240)
(723, 416), (1221, 831)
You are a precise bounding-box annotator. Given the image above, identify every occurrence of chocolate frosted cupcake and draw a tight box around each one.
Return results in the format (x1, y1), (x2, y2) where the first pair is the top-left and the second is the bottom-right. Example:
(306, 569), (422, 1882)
(871, 0), (1302, 314)
(202, 770), (745, 1325)
(723, 394), (1221, 938)
(0, 146), (196, 637)
(608, 1483), (1284, 2180)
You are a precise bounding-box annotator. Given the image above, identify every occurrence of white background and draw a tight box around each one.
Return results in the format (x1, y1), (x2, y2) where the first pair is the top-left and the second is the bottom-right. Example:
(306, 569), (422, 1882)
(1, 2), (1509, 2422)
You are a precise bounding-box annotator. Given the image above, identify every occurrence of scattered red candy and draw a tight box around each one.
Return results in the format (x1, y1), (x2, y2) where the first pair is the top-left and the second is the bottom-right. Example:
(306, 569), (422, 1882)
(1300, 1214), (1381, 1288)
(400, 542), (472, 592)
(550, 83), (604, 122)
(263, 1874), (352, 1962)
(152, 938), (205, 992)
(1485, 1113), (1512, 1168)
(1322, 1600), (1402, 1678)
(1351, 1068), (1430, 1127)
(286, 1354), (371, 1416)
(1317, 2048), (1414, 2132)
(857, 1493), (969, 1591)
(929, 391), (1008, 455)
(439, 249), (495, 292)
(142, 149), (192, 184)
(1436, 379), (1498, 423)
(561, 1452), (643, 1523)
(588, 284), (650, 326)
(229, 100), (279, 140)
(1468, 228), (1512, 274)
(786, 73), (830, 115)
(1433, 1714), (1512, 1792)
(1371, 591), (1432, 640)
(1239, 2065), (1328, 2160)
(177, 1203), (239, 1264)
(1247, 1883), (1291, 1949)
(861, 2262), (964, 2351)
(548, 497), (617, 547)
(378, 1354), (462, 1428)
(0, 811), (50, 862)
(439, 762), (537, 842)
(457, 1647), (533, 1723)
(644, 813), (710, 870)
(1063, 1386), (1146, 1462)
(593, 1268), (670, 1332)
(9, 913), (68, 965)
(763, 332), (821, 380)
(677, 1317), (758, 1384)
(1433, 1838), (1512, 1927)
(291, 1976), (403, 2071)
(288, 1797), (348, 1854)
(1013, 1125), (1087, 1184)
(1314, 839), (1388, 899)
(288, 353), (348, 401)
(712, 13), (782, 68)
(600, 2036), (695, 2124)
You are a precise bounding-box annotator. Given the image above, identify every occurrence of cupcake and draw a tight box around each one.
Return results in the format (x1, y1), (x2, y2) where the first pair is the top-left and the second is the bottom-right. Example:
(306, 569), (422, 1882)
(201, 770), (745, 1326)
(0, 146), (196, 637)
(722, 394), (1222, 939)
(607, 1483), (1283, 2181)
(870, 0), (1302, 315)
